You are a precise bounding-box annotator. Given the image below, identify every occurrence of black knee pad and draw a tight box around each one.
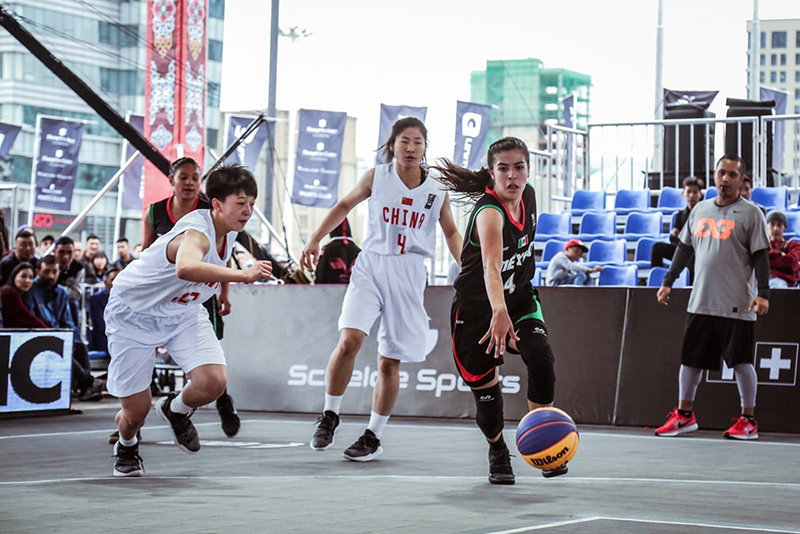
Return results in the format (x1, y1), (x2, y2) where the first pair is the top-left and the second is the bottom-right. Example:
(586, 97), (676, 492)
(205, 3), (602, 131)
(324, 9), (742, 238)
(472, 383), (504, 439)
(521, 343), (556, 405)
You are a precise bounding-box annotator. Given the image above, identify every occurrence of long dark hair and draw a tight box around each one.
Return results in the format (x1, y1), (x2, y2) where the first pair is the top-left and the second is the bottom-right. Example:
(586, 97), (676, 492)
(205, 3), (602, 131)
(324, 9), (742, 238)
(169, 157), (200, 180)
(432, 137), (530, 201)
(378, 117), (428, 164)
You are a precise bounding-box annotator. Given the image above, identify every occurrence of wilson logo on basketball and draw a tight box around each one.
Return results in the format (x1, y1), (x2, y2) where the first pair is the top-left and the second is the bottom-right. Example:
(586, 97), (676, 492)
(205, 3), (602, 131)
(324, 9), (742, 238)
(530, 446), (571, 466)
(694, 218), (735, 240)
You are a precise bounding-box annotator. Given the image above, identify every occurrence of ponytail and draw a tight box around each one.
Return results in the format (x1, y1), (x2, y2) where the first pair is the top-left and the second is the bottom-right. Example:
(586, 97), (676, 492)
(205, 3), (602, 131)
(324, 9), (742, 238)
(431, 159), (493, 202)
(432, 136), (530, 202)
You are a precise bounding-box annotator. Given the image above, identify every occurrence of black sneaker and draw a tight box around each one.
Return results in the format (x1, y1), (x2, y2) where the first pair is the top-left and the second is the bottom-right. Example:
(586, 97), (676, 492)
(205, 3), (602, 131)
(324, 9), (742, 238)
(216, 392), (240, 438)
(79, 378), (105, 402)
(113, 442), (144, 477)
(156, 393), (200, 454)
(343, 429), (383, 462)
(542, 462), (569, 478)
(310, 411), (340, 451)
(488, 445), (515, 485)
(108, 430), (141, 445)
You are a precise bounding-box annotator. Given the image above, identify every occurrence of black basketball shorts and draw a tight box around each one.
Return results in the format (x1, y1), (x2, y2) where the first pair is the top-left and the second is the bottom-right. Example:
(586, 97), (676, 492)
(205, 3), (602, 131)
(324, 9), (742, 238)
(451, 292), (549, 388)
(681, 313), (755, 370)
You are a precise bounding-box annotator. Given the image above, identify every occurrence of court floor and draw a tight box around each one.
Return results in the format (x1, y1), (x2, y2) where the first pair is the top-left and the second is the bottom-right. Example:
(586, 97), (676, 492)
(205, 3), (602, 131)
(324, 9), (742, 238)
(1, 401), (799, 534)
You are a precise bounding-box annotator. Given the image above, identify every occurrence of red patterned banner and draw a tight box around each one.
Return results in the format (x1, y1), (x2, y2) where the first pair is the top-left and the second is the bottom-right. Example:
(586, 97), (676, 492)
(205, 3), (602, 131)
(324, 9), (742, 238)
(143, 0), (206, 212)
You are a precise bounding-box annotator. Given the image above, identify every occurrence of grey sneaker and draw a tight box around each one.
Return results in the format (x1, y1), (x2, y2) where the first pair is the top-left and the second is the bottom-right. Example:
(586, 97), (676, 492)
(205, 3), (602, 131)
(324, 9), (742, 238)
(113, 442), (144, 477)
(310, 411), (340, 451)
(343, 429), (383, 462)
(79, 378), (105, 402)
(156, 393), (200, 454)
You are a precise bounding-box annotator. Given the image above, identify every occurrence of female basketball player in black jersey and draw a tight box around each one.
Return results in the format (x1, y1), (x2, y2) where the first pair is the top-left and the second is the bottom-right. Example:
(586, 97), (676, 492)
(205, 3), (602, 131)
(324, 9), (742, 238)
(433, 137), (562, 484)
(109, 158), (240, 444)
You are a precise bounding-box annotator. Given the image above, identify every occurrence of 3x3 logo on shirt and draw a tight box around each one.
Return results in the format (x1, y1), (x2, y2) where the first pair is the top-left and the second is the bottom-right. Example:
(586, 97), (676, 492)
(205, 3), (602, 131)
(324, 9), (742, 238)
(694, 218), (735, 240)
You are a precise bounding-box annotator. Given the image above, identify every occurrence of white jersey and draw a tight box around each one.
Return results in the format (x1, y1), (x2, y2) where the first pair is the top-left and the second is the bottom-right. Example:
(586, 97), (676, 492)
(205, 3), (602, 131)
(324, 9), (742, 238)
(111, 210), (236, 317)
(360, 162), (445, 257)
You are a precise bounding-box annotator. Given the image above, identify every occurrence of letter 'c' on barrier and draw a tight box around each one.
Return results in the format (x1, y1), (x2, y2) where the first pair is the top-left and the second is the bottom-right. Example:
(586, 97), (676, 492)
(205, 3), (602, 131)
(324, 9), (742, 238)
(1, 334), (65, 406)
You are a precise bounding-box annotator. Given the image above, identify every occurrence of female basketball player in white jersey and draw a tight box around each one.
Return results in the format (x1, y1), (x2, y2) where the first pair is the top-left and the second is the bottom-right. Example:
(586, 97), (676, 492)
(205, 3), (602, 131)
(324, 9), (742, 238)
(301, 117), (462, 461)
(105, 165), (272, 477)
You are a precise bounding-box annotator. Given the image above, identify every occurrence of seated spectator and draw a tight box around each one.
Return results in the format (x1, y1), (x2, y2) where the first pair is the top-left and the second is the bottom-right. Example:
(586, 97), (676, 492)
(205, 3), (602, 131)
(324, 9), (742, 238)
(315, 218), (361, 284)
(1, 262), (48, 328)
(83, 234), (101, 264)
(111, 238), (135, 270)
(87, 267), (119, 353)
(651, 177), (703, 281)
(39, 234), (55, 256)
(739, 175), (767, 214)
(53, 236), (85, 302)
(73, 241), (84, 262)
(27, 255), (104, 401)
(766, 211), (800, 288)
(132, 243), (142, 258)
(84, 251), (110, 284)
(546, 239), (601, 286)
(0, 230), (37, 286)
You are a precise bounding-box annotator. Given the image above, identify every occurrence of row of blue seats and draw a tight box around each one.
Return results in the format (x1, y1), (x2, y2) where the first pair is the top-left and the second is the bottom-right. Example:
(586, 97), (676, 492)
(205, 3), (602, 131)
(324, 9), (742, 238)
(532, 265), (690, 288)
(538, 237), (669, 272)
(537, 208), (800, 243)
(569, 186), (798, 217)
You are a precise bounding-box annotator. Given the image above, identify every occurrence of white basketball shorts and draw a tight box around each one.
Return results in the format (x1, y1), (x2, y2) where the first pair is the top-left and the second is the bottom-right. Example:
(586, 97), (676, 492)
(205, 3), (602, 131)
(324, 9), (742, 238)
(104, 292), (226, 398)
(338, 250), (430, 363)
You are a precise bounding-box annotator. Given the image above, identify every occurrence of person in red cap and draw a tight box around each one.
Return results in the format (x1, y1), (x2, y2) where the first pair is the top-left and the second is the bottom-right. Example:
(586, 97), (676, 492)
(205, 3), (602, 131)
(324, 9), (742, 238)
(545, 239), (602, 286)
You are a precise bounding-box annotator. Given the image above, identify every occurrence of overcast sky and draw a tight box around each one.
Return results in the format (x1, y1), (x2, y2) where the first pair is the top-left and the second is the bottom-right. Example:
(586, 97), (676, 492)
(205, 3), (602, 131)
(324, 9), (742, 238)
(220, 0), (798, 162)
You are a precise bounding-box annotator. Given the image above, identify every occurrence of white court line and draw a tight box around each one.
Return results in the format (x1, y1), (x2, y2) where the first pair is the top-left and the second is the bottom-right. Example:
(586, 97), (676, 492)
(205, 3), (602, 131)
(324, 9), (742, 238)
(2, 418), (799, 449)
(485, 516), (602, 533)
(595, 516), (800, 534)
(2, 474), (800, 489)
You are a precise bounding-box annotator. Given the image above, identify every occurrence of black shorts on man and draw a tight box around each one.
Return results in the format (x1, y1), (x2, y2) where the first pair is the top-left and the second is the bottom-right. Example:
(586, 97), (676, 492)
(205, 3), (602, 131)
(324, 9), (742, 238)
(681, 313), (755, 370)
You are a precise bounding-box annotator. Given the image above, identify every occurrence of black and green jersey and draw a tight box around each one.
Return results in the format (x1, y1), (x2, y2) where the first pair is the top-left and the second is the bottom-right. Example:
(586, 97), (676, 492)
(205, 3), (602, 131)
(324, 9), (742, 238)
(454, 184), (538, 303)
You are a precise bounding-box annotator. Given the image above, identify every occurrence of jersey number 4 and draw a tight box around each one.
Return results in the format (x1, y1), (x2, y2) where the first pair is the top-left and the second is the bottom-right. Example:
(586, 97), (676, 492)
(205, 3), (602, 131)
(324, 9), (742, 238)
(503, 274), (516, 294)
(397, 234), (407, 254)
(171, 291), (200, 305)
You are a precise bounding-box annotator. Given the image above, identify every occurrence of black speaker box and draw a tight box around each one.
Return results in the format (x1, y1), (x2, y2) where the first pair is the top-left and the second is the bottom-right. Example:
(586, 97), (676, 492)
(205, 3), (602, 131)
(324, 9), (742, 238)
(725, 99), (774, 175)
(662, 104), (716, 178)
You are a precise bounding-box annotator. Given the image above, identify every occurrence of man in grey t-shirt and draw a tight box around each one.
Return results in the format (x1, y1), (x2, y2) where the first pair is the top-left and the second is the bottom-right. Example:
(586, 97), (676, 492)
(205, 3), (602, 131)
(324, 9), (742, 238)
(654, 154), (770, 441)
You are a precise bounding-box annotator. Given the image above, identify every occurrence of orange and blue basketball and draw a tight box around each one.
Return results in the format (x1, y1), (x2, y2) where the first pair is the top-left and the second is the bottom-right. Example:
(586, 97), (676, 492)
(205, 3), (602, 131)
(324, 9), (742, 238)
(515, 407), (579, 470)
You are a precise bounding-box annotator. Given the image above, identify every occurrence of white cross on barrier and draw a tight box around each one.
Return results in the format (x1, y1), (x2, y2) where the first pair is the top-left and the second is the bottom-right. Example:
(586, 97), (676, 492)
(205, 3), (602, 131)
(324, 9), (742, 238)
(759, 348), (792, 380)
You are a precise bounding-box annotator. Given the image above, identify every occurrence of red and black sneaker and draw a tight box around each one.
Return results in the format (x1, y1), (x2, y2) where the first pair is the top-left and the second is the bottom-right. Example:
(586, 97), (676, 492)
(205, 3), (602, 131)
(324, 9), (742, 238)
(723, 416), (759, 440)
(654, 408), (698, 437)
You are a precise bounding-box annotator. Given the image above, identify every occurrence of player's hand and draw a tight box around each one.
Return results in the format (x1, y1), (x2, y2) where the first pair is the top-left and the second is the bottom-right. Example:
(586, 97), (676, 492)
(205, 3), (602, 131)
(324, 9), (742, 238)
(749, 296), (769, 316)
(300, 240), (320, 272)
(218, 291), (232, 316)
(242, 260), (273, 283)
(657, 286), (671, 306)
(479, 309), (519, 359)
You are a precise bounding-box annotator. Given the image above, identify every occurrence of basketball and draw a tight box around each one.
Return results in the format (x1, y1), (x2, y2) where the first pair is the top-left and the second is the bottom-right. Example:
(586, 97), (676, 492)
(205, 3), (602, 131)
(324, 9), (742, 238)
(515, 407), (579, 470)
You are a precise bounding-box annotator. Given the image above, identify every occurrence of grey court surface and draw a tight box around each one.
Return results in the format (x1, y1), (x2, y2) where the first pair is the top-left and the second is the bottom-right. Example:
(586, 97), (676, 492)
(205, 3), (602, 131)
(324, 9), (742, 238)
(1, 401), (799, 534)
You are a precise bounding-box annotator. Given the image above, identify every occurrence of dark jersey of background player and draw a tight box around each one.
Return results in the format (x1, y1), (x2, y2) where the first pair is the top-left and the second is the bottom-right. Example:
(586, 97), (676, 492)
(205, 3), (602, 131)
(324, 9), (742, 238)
(315, 217), (361, 284)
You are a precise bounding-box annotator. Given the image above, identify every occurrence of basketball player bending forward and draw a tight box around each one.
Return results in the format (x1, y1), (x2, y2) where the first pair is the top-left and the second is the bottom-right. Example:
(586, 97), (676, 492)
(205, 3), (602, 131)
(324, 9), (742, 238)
(302, 117), (462, 461)
(106, 165), (272, 477)
(434, 137), (563, 484)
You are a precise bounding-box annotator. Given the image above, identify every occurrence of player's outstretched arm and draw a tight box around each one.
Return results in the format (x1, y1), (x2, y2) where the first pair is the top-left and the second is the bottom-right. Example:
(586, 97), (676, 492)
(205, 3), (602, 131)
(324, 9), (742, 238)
(475, 208), (518, 359)
(301, 168), (375, 272)
(439, 193), (463, 266)
(172, 229), (273, 284)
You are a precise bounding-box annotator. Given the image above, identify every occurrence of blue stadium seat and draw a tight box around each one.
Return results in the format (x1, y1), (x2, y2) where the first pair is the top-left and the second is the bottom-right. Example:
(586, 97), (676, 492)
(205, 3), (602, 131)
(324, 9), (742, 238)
(535, 211), (571, 242)
(704, 187), (717, 201)
(647, 266), (689, 288)
(653, 186), (686, 214)
(613, 189), (650, 215)
(532, 267), (543, 287)
(784, 211), (800, 240)
(570, 190), (606, 217)
(575, 211), (616, 241)
(632, 237), (666, 269)
(587, 239), (626, 266)
(752, 186), (789, 211)
(621, 211), (663, 241)
(598, 265), (638, 286)
(538, 239), (569, 272)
